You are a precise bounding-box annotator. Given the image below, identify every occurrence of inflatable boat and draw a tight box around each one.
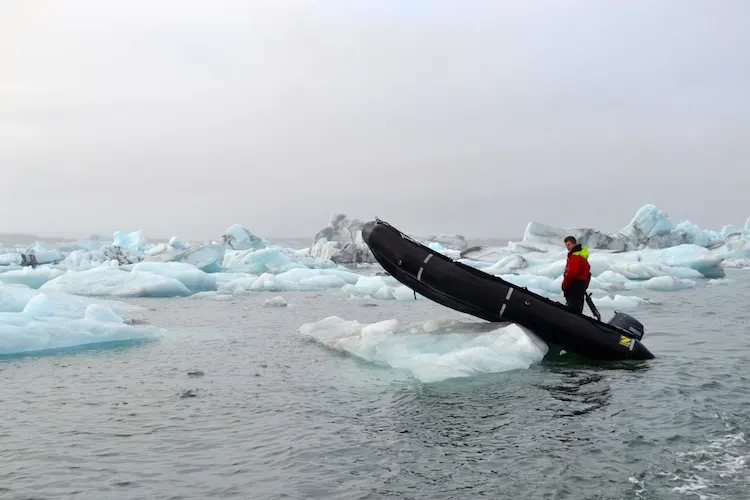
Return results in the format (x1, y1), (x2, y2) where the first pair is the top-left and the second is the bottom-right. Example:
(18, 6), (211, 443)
(361, 218), (655, 361)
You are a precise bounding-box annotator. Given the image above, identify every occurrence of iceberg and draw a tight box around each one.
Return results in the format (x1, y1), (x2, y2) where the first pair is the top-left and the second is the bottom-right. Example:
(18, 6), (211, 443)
(0, 203), (743, 306)
(464, 204), (732, 257)
(517, 221), (630, 252)
(310, 214), (377, 264)
(0, 284), (159, 356)
(131, 262), (217, 293)
(0, 244), (63, 268)
(97, 224), (268, 274)
(101, 244), (143, 265)
(640, 276), (696, 291)
(168, 236), (186, 249)
(299, 316), (547, 383)
(112, 229), (148, 252)
(217, 268), (360, 295)
(13, 259), (360, 299)
(264, 296), (288, 307)
(144, 243), (225, 273)
(220, 224), (268, 251)
(141, 224), (272, 273)
(221, 246), (342, 275)
(0, 266), (66, 288)
(84, 230), (151, 266)
(70, 248), (135, 269)
(39, 265), (192, 298)
(461, 204), (749, 276)
(310, 213), (467, 264)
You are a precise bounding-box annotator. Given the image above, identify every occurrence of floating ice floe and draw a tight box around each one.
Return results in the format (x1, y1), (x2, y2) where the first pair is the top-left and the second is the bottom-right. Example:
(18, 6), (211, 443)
(264, 296), (288, 308)
(0, 204), (747, 302)
(0, 284), (159, 356)
(462, 204), (750, 273)
(299, 316), (548, 383)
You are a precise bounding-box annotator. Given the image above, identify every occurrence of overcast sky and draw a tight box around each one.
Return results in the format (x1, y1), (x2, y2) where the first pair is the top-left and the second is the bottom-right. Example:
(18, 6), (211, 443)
(2, 0), (748, 241)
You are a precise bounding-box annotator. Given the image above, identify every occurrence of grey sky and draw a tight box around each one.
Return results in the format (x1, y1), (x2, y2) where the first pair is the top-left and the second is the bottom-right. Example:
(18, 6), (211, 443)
(2, 0), (748, 242)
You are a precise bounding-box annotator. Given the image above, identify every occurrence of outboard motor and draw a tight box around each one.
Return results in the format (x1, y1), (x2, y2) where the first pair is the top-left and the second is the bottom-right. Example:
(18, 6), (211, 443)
(608, 311), (645, 341)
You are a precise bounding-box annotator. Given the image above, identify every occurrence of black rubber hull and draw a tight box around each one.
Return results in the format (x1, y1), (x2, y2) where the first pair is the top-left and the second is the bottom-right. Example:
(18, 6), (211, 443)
(361, 219), (655, 361)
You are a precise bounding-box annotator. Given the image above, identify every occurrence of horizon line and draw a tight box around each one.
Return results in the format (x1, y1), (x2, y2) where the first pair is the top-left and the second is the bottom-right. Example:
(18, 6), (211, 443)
(0, 231), (518, 246)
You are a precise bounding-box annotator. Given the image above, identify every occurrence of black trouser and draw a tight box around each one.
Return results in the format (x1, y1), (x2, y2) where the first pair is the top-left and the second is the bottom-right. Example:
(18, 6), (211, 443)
(564, 280), (588, 315)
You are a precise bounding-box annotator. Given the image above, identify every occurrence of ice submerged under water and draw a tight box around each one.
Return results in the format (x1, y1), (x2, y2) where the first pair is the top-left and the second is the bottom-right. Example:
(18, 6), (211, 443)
(0, 203), (748, 363)
(298, 316), (548, 383)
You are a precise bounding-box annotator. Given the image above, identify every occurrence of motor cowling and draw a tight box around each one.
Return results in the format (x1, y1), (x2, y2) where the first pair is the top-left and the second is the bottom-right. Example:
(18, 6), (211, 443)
(608, 311), (645, 341)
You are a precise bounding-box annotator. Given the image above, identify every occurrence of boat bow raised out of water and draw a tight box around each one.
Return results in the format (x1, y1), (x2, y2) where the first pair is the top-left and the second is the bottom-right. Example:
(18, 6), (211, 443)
(361, 218), (655, 361)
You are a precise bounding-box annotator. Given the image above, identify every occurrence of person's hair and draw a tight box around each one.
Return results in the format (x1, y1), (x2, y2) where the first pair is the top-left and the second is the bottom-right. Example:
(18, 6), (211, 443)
(564, 236), (577, 244)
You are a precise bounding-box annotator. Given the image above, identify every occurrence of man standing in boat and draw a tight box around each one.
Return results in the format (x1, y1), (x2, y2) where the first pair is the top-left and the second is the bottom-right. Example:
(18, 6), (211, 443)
(562, 236), (591, 314)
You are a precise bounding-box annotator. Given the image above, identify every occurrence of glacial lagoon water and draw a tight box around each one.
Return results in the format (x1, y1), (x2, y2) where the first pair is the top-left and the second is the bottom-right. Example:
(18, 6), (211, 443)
(2, 270), (749, 500)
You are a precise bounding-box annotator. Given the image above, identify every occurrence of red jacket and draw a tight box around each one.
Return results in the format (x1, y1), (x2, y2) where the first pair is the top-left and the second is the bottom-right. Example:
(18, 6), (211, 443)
(562, 244), (591, 291)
